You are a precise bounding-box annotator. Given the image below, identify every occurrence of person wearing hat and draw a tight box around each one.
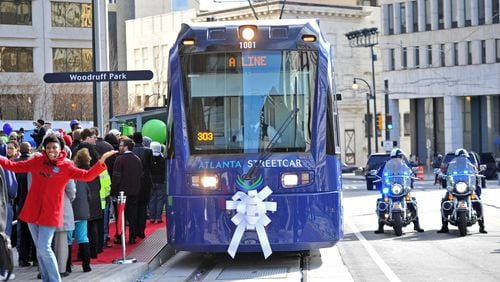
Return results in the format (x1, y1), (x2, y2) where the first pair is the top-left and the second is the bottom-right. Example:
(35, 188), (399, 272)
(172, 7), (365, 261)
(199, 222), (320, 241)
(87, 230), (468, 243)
(148, 142), (166, 224)
(108, 129), (121, 137)
(31, 119), (46, 149)
(69, 120), (81, 135)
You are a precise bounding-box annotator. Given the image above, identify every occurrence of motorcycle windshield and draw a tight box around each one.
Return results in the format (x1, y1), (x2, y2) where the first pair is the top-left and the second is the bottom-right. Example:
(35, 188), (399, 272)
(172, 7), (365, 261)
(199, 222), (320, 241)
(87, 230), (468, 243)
(446, 156), (477, 185)
(381, 159), (412, 186)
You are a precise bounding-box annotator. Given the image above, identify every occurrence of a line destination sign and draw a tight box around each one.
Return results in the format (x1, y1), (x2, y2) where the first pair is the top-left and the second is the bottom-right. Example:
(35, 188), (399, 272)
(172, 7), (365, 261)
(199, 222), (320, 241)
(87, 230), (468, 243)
(43, 70), (153, 83)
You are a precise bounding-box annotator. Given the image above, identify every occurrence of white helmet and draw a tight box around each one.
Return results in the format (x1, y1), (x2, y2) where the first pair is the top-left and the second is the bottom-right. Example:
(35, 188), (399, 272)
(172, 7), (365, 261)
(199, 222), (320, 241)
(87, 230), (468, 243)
(454, 148), (469, 157)
(390, 148), (406, 159)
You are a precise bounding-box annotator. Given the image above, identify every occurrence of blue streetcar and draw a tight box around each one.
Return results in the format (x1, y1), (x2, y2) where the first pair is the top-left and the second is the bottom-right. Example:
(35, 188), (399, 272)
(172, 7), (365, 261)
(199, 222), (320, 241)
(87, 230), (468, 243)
(165, 19), (342, 258)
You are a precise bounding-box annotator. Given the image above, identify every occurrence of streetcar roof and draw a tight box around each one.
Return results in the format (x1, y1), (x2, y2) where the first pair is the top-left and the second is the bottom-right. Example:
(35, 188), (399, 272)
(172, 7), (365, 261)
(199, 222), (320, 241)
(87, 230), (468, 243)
(186, 19), (320, 29)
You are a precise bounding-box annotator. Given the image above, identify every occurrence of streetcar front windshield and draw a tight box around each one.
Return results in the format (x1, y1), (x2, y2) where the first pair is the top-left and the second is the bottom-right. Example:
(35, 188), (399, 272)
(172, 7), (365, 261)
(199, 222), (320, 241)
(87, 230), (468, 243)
(182, 51), (316, 154)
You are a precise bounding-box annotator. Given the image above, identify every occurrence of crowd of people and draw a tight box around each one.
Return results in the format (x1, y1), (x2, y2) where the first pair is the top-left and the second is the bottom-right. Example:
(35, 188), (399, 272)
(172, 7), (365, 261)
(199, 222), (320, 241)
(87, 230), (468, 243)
(0, 119), (167, 281)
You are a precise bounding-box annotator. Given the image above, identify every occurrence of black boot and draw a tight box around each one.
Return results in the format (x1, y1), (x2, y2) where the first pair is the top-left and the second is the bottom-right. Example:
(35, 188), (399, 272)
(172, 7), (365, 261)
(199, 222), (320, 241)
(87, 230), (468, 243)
(374, 222), (384, 234)
(66, 245), (72, 273)
(413, 217), (424, 232)
(437, 220), (449, 233)
(478, 219), (487, 234)
(79, 243), (92, 272)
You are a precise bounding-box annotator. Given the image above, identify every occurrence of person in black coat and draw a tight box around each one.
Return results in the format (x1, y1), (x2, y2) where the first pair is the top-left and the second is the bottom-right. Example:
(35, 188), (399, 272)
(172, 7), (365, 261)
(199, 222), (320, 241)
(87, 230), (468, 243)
(111, 138), (143, 244)
(131, 132), (153, 239)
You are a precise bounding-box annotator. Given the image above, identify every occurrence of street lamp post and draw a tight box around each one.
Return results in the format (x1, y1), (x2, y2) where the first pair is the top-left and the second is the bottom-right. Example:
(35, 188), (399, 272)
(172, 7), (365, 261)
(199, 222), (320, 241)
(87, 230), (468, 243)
(352, 78), (373, 155)
(345, 27), (379, 152)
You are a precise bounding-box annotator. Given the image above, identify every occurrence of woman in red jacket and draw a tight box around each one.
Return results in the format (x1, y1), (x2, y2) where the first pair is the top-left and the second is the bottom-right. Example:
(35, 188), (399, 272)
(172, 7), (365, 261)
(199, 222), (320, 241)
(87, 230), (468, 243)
(0, 134), (117, 282)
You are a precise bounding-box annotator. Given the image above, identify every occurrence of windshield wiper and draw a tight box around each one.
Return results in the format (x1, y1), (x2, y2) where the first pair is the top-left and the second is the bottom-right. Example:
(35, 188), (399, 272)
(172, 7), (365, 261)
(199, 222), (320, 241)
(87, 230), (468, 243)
(243, 108), (300, 180)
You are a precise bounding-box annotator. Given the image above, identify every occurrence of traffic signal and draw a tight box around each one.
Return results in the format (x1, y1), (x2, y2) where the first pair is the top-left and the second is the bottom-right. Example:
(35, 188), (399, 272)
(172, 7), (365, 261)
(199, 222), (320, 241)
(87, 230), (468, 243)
(376, 113), (383, 131)
(386, 115), (393, 130)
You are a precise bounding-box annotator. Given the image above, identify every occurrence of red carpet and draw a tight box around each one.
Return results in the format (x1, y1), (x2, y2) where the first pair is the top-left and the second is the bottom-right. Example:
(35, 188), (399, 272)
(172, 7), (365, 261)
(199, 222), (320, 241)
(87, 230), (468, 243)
(71, 215), (166, 264)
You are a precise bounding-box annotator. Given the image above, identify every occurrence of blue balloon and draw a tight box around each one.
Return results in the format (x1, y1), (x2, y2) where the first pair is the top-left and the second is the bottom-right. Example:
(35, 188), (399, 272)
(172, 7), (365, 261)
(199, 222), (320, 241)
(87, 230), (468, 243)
(2, 123), (12, 135)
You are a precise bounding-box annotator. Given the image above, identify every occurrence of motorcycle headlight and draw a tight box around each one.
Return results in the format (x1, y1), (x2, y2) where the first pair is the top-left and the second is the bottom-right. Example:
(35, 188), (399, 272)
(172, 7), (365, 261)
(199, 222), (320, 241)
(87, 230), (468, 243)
(455, 182), (468, 194)
(391, 184), (403, 194)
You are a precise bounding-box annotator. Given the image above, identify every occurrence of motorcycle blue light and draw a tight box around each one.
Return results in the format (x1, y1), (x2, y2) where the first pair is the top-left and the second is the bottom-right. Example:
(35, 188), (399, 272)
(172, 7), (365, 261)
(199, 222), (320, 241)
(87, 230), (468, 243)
(453, 171), (458, 175)
(463, 170), (468, 174)
(382, 187), (389, 194)
(403, 171), (408, 175)
(384, 172), (388, 176)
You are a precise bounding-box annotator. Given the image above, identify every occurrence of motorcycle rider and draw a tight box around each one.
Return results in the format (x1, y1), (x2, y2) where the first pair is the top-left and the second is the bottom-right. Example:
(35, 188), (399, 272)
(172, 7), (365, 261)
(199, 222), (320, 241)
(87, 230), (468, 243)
(437, 148), (487, 234)
(375, 148), (424, 234)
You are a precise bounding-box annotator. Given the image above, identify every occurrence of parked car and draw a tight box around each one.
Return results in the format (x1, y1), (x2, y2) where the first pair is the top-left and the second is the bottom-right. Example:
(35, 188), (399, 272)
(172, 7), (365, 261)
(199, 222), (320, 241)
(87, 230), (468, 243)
(364, 153), (391, 190)
(479, 152), (497, 180)
(342, 162), (362, 174)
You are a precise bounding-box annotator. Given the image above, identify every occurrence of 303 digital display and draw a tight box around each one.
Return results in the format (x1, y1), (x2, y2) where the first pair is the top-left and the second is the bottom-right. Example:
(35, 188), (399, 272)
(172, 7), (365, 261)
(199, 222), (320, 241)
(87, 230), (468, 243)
(197, 131), (214, 143)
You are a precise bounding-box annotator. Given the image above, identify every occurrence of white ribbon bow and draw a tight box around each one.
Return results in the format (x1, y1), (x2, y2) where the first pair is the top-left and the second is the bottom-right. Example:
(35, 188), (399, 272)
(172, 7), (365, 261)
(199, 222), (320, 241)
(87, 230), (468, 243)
(226, 186), (277, 259)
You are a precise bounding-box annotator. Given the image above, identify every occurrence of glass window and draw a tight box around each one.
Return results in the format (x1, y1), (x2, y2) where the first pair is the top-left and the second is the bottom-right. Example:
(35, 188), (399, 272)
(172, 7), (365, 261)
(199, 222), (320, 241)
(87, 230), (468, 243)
(467, 41), (472, 64)
(400, 3), (406, 33)
(496, 39), (500, 62)
(412, 1), (418, 31)
(440, 44), (446, 66)
(428, 45), (433, 67)
(415, 46), (420, 68)
(0, 47), (33, 72)
(478, 0), (485, 25)
(51, 2), (91, 28)
(0, 0), (31, 25)
(52, 48), (93, 72)
(465, 0), (471, 26)
(425, 0), (431, 30)
(388, 4), (394, 34)
(402, 47), (407, 68)
(451, 0), (458, 27)
(0, 94), (34, 120)
(389, 48), (395, 70)
(182, 51), (315, 154)
(454, 42), (459, 65)
(438, 0), (444, 29)
(481, 40), (486, 64)
(494, 0), (499, 23)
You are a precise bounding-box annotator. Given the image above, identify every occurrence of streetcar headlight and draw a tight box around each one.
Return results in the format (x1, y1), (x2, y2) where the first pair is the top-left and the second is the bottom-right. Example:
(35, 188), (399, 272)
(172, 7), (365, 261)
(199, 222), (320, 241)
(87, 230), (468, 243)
(282, 173), (299, 188)
(455, 182), (468, 194)
(391, 184), (403, 194)
(239, 25), (256, 41)
(191, 174), (219, 190)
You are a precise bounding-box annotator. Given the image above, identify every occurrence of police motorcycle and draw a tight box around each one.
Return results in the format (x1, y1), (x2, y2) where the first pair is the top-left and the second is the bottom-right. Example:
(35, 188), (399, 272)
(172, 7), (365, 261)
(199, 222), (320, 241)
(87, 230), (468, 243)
(374, 157), (422, 236)
(438, 154), (486, 236)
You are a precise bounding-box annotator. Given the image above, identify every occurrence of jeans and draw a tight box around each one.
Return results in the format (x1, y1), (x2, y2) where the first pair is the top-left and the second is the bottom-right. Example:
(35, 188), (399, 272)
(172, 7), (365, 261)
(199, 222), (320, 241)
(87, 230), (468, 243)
(149, 184), (166, 221)
(28, 224), (61, 282)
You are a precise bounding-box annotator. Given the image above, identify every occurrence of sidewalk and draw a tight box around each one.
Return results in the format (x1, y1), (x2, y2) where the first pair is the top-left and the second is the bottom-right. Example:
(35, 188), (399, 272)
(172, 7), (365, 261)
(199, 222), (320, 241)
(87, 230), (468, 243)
(10, 228), (174, 282)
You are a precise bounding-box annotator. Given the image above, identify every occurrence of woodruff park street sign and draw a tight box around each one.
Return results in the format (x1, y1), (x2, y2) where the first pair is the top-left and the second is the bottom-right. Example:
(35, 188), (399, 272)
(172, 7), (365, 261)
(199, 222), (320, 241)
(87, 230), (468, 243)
(43, 70), (153, 83)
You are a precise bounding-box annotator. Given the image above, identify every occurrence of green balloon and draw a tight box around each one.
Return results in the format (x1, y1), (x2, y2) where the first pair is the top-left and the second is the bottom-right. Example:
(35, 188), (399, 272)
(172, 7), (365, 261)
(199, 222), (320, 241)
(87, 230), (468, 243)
(0, 136), (7, 144)
(142, 119), (167, 143)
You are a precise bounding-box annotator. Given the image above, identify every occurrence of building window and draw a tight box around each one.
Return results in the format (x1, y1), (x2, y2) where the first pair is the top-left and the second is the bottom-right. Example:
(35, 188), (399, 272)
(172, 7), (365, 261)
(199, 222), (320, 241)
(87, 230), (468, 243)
(403, 113), (410, 136)
(428, 45), (433, 67)
(51, 2), (92, 28)
(454, 42), (459, 65)
(389, 48), (395, 70)
(400, 3), (406, 33)
(493, 0), (499, 23)
(465, 0), (471, 26)
(440, 44), (446, 66)
(415, 46), (420, 68)
(0, 94), (34, 120)
(402, 47), (407, 69)
(412, 1), (418, 31)
(52, 48), (93, 72)
(0, 47), (33, 72)
(451, 0), (458, 27)
(478, 0), (485, 25)
(425, 0), (431, 30)
(438, 0), (444, 29)
(496, 39), (500, 62)
(0, 0), (31, 25)
(467, 41), (472, 64)
(388, 4), (394, 35)
(481, 40), (486, 64)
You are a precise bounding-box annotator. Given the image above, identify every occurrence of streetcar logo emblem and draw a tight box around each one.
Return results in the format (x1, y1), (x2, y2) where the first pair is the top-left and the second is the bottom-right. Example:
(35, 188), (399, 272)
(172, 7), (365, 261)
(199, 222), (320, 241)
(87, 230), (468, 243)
(236, 175), (263, 190)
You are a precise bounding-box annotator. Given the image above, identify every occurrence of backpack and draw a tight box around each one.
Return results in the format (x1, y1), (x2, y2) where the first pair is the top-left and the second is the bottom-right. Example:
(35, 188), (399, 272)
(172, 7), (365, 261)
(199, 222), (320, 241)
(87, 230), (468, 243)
(0, 232), (13, 280)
